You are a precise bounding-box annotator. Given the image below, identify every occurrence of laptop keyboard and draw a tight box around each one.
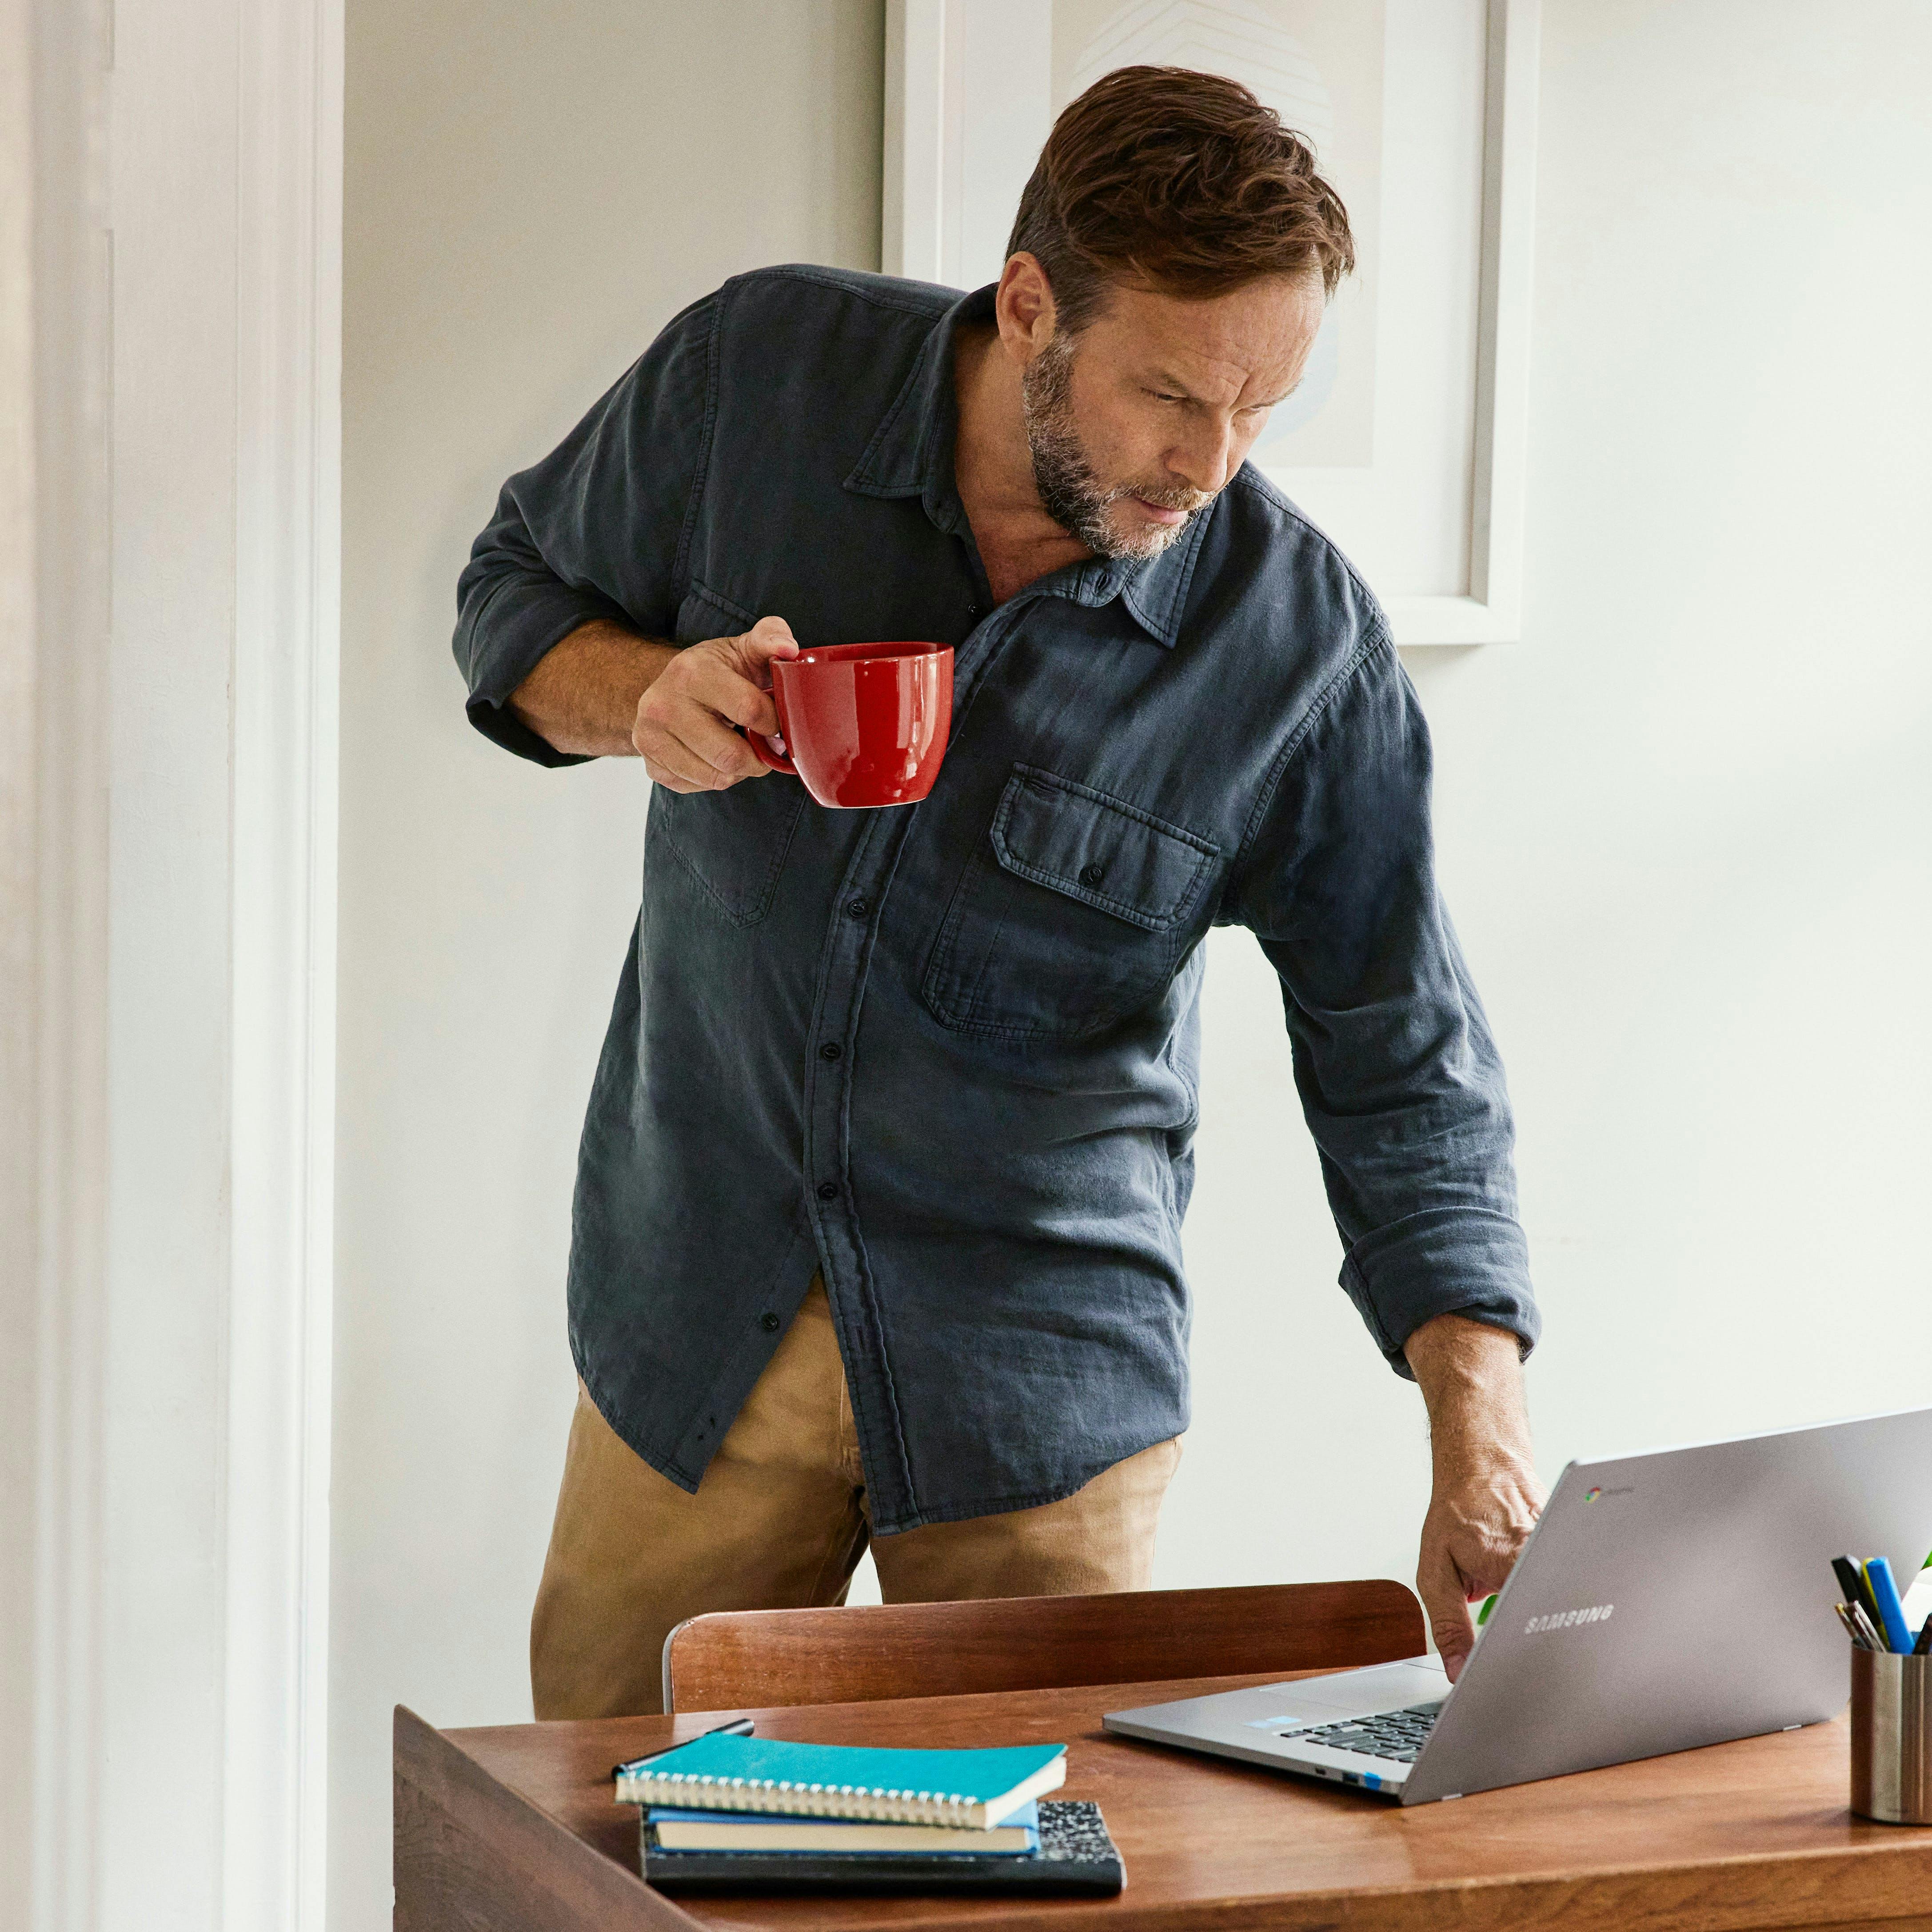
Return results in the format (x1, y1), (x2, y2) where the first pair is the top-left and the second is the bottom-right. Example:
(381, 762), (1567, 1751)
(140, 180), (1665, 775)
(1283, 1702), (1443, 1765)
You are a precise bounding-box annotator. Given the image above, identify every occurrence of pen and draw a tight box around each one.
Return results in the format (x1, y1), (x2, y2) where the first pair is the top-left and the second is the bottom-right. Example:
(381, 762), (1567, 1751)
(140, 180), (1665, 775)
(1836, 1602), (1874, 1649)
(613, 1716), (756, 1781)
(1866, 1557), (1915, 1655)
(1849, 1602), (1887, 1654)
(1914, 1617), (1932, 1658)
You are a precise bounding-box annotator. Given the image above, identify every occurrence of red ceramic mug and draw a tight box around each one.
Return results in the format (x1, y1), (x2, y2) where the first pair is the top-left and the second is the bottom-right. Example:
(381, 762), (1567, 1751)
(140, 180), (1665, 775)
(748, 640), (954, 809)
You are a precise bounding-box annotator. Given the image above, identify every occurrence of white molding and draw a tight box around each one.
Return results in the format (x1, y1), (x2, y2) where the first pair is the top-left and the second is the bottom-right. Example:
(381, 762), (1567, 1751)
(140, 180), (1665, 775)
(1406, 0), (1538, 647)
(1384, 588), (1523, 648)
(227, 0), (342, 1926)
(13, 5), (113, 1931)
(881, 0), (1541, 647)
(883, 0), (945, 280)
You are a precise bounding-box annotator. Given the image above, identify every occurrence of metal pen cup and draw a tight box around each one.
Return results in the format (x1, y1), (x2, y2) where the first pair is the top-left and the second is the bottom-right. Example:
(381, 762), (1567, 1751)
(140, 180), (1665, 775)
(1851, 1645), (1932, 1824)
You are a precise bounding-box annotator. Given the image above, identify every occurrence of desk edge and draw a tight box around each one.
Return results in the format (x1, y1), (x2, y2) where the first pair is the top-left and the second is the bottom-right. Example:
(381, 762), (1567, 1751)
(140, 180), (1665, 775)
(394, 1704), (703, 1932)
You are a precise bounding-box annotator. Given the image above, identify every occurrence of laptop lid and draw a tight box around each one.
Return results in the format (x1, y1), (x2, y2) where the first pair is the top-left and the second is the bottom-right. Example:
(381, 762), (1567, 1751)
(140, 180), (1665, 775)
(1402, 1404), (1932, 1803)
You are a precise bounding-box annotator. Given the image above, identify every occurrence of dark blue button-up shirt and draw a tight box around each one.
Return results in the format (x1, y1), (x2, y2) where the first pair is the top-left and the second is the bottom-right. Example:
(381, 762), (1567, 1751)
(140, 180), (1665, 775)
(455, 266), (1538, 1533)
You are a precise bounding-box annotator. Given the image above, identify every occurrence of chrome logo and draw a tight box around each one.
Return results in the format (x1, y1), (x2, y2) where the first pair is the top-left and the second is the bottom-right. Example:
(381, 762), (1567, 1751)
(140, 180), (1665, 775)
(1585, 1487), (1603, 1502)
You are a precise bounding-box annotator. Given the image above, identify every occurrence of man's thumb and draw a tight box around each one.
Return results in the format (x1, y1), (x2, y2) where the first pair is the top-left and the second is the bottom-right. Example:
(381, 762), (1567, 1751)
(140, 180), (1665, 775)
(738, 614), (800, 664)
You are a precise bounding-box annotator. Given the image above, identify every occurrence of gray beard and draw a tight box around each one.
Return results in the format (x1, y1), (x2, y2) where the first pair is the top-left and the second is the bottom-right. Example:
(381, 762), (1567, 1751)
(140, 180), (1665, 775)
(1019, 333), (1205, 561)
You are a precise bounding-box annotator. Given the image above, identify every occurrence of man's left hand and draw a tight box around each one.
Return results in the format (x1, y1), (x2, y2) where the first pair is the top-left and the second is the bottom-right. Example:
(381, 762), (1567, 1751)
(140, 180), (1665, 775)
(1403, 1314), (1545, 1683)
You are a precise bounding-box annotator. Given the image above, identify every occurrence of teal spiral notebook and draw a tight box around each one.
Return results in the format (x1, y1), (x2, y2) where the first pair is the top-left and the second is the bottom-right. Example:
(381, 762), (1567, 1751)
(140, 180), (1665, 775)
(613, 1736), (1066, 1829)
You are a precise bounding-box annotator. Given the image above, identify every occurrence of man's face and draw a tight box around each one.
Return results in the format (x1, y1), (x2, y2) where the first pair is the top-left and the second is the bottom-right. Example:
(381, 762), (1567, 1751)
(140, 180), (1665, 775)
(1019, 272), (1325, 560)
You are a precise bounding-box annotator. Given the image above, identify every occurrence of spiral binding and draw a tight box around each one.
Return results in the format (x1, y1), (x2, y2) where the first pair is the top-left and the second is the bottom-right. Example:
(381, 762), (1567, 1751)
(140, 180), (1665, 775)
(613, 1768), (990, 1827)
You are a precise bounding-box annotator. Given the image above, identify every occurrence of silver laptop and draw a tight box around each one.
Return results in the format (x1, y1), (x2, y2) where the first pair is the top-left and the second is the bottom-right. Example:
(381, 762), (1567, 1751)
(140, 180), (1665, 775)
(1106, 1406), (1932, 1804)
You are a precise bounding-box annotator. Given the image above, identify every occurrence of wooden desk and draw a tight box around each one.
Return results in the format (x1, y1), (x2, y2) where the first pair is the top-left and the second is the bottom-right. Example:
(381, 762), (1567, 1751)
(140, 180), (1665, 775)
(395, 1672), (1932, 1932)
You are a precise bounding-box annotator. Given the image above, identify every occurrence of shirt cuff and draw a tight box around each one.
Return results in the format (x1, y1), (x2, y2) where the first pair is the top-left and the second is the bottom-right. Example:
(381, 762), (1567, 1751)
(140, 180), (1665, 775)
(457, 572), (635, 768)
(1338, 1207), (1540, 1379)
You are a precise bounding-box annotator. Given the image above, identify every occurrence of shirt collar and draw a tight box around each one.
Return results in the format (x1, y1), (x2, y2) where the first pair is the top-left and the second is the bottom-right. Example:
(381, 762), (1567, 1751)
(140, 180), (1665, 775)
(843, 284), (1207, 650)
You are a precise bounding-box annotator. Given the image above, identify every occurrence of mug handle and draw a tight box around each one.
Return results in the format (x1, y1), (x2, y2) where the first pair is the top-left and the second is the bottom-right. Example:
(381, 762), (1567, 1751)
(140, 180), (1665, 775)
(744, 727), (797, 775)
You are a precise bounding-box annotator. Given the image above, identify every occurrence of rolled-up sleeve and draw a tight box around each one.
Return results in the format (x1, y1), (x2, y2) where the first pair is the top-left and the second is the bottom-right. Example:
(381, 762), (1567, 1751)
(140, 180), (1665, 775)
(1231, 632), (1539, 1376)
(453, 291), (719, 765)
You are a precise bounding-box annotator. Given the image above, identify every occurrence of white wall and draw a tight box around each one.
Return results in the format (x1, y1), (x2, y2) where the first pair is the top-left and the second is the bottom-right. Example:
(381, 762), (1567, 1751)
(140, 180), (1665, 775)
(337, 0), (1932, 1925)
(334, 4), (882, 1927)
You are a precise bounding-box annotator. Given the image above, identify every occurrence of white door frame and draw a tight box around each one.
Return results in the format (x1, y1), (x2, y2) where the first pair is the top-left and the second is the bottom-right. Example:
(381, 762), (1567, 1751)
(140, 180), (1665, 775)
(226, 0), (343, 1921)
(7, 0), (343, 1926)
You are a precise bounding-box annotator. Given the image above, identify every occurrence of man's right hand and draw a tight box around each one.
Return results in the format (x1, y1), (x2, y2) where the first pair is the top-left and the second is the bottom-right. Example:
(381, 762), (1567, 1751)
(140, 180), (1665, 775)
(507, 613), (799, 772)
(631, 616), (800, 793)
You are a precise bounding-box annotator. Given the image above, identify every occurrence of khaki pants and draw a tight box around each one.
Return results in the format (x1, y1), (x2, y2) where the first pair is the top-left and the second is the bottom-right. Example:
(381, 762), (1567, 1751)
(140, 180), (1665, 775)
(531, 1280), (1182, 1718)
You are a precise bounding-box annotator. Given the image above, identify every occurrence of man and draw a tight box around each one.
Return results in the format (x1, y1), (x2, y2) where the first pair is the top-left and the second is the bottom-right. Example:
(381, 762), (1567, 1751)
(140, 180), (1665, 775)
(455, 66), (1544, 1721)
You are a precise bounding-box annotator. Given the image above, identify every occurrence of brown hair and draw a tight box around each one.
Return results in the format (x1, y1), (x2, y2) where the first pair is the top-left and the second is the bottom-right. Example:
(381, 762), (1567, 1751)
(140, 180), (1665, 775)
(1006, 66), (1355, 332)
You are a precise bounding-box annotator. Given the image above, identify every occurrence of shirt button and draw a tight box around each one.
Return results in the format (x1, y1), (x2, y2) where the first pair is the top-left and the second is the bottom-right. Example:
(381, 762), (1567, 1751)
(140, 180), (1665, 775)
(760, 1311), (781, 1333)
(817, 1181), (840, 1200)
(844, 896), (870, 920)
(967, 602), (984, 619)
(819, 1042), (843, 1061)
(1080, 862), (1106, 886)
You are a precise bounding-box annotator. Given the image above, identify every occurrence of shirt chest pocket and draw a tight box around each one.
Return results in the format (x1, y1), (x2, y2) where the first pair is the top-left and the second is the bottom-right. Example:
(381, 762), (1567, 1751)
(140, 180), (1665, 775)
(922, 766), (1223, 1041)
(648, 578), (806, 926)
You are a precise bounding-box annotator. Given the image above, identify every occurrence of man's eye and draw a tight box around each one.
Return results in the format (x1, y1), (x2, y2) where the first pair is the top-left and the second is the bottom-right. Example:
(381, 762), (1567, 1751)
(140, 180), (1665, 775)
(1146, 389), (1187, 403)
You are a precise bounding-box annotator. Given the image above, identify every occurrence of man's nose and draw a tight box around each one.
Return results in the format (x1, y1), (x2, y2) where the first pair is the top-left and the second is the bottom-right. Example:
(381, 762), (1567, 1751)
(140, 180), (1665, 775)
(1166, 418), (1237, 496)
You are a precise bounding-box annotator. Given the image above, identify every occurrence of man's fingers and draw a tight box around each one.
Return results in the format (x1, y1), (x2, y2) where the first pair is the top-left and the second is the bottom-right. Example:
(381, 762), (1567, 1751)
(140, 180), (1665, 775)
(681, 655), (781, 736)
(1417, 1537), (1477, 1685)
(671, 707), (769, 781)
(1430, 1602), (1477, 1684)
(635, 712), (766, 790)
(635, 732), (721, 792)
(642, 758), (707, 794)
(641, 748), (762, 793)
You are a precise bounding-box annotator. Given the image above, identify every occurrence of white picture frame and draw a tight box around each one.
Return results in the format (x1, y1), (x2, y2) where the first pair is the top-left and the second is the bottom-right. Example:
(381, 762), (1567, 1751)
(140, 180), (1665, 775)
(883, 0), (1539, 646)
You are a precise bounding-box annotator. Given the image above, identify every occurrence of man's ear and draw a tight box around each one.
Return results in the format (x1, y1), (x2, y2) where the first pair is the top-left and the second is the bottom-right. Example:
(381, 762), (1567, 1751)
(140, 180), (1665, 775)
(994, 252), (1058, 361)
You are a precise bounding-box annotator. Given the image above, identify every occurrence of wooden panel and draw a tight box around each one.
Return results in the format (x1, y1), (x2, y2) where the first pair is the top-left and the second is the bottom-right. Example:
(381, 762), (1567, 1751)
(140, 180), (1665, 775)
(448, 1672), (1932, 1932)
(394, 1706), (702, 1932)
(663, 1580), (1423, 1712)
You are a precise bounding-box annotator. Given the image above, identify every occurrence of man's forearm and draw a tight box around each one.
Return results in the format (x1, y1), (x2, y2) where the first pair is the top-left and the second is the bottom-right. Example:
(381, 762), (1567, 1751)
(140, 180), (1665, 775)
(1404, 1312), (1544, 1675)
(508, 619), (677, 757)
(1404, 1314), (1534, 1470)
